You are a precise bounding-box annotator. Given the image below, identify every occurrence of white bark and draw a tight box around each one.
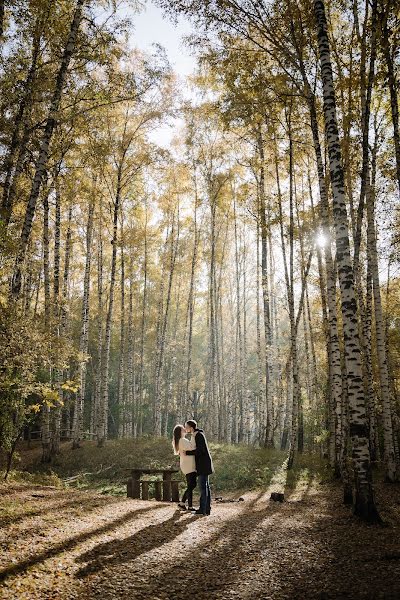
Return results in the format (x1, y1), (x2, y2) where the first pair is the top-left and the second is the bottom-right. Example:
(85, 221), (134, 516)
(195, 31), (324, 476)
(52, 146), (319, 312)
(314, 0), (379, 520)
(73, 197), (94, 449)
(11, 0), (85, 296)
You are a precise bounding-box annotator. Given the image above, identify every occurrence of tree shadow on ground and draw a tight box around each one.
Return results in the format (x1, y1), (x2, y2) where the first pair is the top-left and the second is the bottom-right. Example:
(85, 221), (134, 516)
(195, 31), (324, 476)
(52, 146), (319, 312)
(80, 491), (287, 599)
(0, 503), (158, 583)
(80, 483), (400, 600)
(76, 509), (197, 578)
(0, 493), (124, 527)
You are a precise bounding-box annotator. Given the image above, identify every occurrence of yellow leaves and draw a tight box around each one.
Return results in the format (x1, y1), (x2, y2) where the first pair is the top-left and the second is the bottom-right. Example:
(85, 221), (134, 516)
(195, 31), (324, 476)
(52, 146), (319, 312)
(0, 292), (8, 308)
(37, 384), (62, 408)
(61, 380), (79, 394)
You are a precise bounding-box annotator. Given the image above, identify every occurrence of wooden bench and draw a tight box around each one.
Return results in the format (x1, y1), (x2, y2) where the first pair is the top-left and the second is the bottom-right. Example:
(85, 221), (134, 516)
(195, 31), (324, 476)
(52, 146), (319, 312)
(127, 468), (180, 502)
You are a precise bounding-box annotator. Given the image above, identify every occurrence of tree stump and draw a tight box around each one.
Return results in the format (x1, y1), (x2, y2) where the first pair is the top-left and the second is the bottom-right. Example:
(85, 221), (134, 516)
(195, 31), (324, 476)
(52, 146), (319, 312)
(270, 492), (284, 502)
(171, 480), (180, 502)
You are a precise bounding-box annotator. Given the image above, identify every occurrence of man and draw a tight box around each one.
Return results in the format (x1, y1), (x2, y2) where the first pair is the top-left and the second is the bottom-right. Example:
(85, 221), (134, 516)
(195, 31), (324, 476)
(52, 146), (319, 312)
(184, 420), (214, 516)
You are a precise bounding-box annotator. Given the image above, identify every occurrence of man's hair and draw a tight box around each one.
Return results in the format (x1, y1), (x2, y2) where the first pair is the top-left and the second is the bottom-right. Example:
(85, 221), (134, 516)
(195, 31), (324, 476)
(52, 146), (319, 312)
(185, 419), (197, 430)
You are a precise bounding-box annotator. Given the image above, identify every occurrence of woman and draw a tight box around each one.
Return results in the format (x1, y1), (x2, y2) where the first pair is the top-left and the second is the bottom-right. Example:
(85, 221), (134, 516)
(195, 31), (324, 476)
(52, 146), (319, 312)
(172, 424), (197, 510)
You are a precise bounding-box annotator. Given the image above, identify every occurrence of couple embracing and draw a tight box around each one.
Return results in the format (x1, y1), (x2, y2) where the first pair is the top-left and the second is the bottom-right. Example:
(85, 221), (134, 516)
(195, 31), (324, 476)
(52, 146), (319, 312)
(172, 420), (214, 516)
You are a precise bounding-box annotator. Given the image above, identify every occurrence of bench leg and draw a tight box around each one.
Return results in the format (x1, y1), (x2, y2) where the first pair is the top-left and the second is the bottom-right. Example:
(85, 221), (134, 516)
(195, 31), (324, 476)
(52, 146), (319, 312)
(171, 480), (180, 502)
(141, 481), (149, 501)
(154, 481), (162, 501)
(163, 473), (172, 502)
(132, 477), (141, 499)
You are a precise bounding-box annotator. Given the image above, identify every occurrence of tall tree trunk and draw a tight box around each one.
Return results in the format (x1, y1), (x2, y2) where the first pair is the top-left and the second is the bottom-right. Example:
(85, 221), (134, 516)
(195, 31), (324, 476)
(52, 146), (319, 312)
(233, 195), (244, 441)
(41, 191), (51, 463)
(126, 260), (135, 438)
(51, 203), (72, 456)
(363, 260), (378, 461)
(97, 165), (121, 447)
(154, 209), (178, 435)
(380, 2), (400, 196)
(53, 170), (61, 310)
(353, 0), (378, 273)
(208, 188), (219, 439)
(257, 128), (274, 448)
(286, 117), (300, 470)
(0, 0), (5, 39)
(137, 204), (148, 437)
(117, 243), (126, 438)
(242, 222), (249, 443)
(93, 209), (104, 438)
(0, 3), (51, 224)
(42, 191), (51, 330)
(185, 188), (199, 417)
(367, 146), (397, 481)
(256, 215), (264, 446)
(314, 0), (380, 521)
(11, 0), (85, 297)
(72, 197), (94, 449)
(301, 73), (343, 476)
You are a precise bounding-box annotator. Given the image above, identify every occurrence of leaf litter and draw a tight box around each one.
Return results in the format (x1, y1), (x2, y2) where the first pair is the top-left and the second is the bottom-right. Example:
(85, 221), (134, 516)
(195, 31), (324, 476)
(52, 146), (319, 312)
(0, 480), (399, 599)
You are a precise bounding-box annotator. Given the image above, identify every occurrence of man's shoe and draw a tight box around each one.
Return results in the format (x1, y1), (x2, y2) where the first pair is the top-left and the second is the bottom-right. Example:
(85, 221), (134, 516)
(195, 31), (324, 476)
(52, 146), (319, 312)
(193, 510), (206, 516)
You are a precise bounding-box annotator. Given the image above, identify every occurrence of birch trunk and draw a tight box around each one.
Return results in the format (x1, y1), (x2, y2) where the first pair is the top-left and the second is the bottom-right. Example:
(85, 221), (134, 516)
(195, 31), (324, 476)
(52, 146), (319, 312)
(53, 173), (61, 313)
(256, 216), (264, 446)
(0, 5), (46, 225)
(126, 263), (135, 437)
(257, 128), (274, 448)
(51, 203), (72, 456)
(72, 198), (94, 449)
(11, 0), (85, 296)
(282, 114), (300, 470)
(303, 78), (343, 476)
(185, 185), (200, 418)
(314, 0), (380, 521)
(367, 156), (397, 481)
(233, 196), (244, 441)
(97, 166), (121, 447)
(352, 0), (378, 273)
(137, 203), (148, 437)
(363, 261), (378, 461)
(117, 244), (126, 438)
(94, 209), (104, 439)
(41, 191), (51, 463)
(154, 210), (178, 435)
(380, 7), (400, 196)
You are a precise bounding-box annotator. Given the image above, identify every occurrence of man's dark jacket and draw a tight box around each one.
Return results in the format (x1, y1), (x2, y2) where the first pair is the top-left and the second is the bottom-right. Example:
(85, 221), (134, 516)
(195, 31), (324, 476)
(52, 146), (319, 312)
(186, 429), (214, 475)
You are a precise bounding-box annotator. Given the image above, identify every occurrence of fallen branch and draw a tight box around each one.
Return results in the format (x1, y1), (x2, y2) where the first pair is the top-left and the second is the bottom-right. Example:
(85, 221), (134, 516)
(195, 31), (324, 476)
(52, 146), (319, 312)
(63, 464), (115, 483)
(214, 496), (245, 503)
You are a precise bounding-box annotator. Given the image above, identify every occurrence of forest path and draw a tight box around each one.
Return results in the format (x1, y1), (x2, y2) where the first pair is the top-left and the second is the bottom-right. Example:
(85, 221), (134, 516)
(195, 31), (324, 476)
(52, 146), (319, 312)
(1, 476), (399, 600)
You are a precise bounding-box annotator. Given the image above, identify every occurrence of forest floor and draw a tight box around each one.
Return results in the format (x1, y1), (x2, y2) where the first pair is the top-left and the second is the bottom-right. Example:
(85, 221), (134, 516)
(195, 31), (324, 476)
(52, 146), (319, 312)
(1, 469), (400, 600)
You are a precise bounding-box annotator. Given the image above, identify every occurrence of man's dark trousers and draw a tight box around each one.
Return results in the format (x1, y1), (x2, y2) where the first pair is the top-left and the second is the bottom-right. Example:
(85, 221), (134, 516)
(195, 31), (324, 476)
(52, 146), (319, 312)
(198, 474), (211, 514)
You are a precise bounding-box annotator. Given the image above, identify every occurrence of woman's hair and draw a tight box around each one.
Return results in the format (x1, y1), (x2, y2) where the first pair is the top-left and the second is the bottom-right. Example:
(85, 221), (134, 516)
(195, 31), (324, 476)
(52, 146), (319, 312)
(172, 424), (184, 454)
(185, 419), (197, 430)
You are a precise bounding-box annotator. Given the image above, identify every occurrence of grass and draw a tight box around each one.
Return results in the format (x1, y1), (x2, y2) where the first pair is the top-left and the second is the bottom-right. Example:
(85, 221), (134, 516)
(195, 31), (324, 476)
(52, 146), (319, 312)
(0, 437), (331, 496)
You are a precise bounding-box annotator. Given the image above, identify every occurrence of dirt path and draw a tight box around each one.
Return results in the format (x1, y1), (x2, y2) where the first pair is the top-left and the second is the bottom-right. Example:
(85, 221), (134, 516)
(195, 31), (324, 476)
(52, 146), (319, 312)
(0, 479), (399, 599)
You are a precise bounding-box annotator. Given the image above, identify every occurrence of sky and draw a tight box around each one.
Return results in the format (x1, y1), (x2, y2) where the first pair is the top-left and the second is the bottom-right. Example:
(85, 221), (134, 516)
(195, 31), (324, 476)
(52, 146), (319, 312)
(133, 1), (196, 78)
(128, 1), (196, 147)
